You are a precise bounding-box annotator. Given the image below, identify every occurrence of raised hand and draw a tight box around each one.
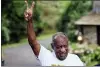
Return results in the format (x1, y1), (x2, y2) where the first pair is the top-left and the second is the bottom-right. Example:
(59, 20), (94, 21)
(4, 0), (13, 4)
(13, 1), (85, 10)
(24, 0), (35, 21)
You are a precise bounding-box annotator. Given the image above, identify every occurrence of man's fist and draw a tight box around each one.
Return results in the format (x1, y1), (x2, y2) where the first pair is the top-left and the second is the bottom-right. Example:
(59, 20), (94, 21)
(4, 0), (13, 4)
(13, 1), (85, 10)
(24, 0), (35, 21)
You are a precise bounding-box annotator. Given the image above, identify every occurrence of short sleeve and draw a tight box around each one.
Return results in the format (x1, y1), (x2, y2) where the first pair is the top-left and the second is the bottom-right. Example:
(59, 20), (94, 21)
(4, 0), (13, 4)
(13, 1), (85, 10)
(74, 55), (85, 66)
(38, 45), (51, 58)
(38, 45), (52, 66)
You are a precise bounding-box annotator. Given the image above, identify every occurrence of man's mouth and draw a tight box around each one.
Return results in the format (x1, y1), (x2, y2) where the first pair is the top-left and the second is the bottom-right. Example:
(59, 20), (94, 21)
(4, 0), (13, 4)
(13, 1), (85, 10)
(60, 54), (66, 57)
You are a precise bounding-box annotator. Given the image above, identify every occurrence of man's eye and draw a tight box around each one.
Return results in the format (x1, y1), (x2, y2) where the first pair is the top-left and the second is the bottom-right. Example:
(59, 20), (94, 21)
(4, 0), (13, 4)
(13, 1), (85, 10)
(56, 46), (60, 48)
(64, 45), (67, 47)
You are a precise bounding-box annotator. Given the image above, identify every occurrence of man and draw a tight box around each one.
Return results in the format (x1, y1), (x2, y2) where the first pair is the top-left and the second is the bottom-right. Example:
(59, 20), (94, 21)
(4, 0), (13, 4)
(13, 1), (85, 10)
(24, 0), (84, 66)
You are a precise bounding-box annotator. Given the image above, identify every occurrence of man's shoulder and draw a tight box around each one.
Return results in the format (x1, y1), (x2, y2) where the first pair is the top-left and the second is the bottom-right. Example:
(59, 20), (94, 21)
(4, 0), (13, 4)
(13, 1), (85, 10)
(66, 53), (84, 66)
(40, 45), (51, 52)
(68, 53), (77, 57)
(67, 53), (80, 59)
(39, 44), (52, 56)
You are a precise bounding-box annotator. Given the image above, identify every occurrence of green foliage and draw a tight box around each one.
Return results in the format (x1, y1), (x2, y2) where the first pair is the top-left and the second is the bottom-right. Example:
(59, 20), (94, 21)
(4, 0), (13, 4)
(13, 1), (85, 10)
(33, 2), (44, 36)
(80, 47), (100, 66)
(1, 15), (10, 44)
(1, 0), (47, 44)
(37, 1), (71, 29)
(1, 0), (92, 45)
(2, 0), (27, 44)
(71, 43), (100, 66)
(56, 1), (92, 42)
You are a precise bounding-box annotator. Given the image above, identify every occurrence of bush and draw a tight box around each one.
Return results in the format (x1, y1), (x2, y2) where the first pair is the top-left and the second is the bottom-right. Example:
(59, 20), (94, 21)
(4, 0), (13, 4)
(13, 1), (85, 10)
(80, 47), (100, 66)
(1, 15), (10, 44)
(1, 0), (43, 44)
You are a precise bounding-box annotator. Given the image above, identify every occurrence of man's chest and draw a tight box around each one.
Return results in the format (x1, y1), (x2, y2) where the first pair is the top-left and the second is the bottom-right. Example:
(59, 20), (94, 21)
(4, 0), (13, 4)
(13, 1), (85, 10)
(41, 55), (80, 66)
(41, 57), (68, 66)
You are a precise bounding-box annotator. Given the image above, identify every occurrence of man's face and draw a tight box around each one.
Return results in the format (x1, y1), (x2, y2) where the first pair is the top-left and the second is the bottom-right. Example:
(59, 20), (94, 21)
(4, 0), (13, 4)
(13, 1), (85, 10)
(53, 36), (69, 60)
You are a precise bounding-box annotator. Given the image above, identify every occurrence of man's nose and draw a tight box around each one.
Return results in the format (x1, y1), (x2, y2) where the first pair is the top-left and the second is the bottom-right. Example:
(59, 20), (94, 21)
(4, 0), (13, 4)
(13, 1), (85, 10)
(61, 47), (66, 52)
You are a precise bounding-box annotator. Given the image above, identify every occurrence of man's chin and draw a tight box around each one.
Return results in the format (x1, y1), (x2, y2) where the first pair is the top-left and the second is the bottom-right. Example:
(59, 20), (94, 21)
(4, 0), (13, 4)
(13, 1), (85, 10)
(58, 56), (66, 61)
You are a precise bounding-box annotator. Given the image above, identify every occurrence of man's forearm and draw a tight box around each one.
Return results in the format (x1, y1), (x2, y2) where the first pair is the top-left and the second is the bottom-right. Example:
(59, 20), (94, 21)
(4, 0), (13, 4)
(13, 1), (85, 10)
(27, 20), (40, 56)
(27, 20), (36, 45)
(25, 1), (40, 56)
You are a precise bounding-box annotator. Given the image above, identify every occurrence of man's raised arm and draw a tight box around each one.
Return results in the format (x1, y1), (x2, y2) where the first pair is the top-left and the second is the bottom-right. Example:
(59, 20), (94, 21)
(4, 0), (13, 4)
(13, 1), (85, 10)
(24, 0), (40, 56)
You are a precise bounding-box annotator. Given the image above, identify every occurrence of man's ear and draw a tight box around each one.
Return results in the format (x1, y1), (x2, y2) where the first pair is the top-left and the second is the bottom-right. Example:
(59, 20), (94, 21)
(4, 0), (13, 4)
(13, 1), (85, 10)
(51, 43), (54, 50)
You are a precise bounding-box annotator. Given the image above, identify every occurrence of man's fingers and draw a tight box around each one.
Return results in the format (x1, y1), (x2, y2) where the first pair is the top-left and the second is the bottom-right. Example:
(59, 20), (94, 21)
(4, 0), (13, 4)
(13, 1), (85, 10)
(24, 12), (29, 21)
(25, 0), (29, 10)
(24, 12), (28, 18)
(31, 1), (35, 9)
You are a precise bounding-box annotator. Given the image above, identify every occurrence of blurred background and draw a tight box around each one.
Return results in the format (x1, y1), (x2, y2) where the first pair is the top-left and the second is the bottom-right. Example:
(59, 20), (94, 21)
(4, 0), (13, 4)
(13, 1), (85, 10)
(1, 0), (100, 66)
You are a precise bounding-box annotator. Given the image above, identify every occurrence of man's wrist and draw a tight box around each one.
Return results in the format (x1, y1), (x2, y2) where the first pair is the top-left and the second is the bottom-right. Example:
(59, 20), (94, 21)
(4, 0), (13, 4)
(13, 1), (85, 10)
(28, 18), (33, 23)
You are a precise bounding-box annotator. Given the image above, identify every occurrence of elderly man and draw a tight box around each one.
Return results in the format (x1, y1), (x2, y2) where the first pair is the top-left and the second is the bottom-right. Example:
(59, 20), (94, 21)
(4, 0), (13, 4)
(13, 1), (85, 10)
(24, 0), (84, 66)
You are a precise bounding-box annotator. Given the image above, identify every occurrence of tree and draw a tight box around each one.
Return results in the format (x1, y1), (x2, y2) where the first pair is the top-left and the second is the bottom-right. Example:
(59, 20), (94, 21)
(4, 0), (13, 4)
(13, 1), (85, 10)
(1, 0), (27, 44)
(1, 0), (43, 44)
(56, 1), (92, 42)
